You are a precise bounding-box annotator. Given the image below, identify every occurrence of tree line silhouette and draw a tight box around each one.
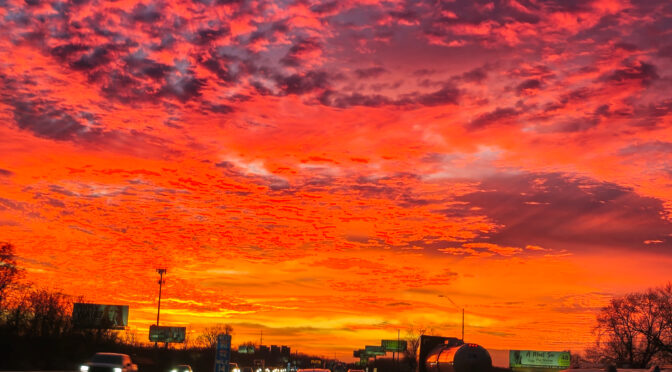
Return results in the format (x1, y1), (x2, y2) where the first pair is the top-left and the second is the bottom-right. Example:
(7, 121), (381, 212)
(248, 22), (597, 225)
(585, 284), (672, 368)
(0, 242), (195, 370)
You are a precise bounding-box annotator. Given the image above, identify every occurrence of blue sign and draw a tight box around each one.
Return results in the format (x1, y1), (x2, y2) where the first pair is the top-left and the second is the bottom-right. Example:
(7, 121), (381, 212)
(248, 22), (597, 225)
(214, 334), (232, 372)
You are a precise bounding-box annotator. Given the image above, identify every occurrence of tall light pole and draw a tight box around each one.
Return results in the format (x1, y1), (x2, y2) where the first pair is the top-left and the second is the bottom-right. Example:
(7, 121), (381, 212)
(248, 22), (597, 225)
(155, 268), (167, 347)
(439, 295), (464, 341)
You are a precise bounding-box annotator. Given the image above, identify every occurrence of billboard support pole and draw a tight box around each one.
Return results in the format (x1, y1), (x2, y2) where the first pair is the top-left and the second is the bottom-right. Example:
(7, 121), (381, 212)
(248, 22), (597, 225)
(396, 329), (400, 372)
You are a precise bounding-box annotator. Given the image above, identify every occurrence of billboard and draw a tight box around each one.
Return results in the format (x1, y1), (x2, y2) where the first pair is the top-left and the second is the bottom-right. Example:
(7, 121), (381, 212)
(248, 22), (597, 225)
(149, 325), (186, 343)
(382, 340), (407, 352)
(72, 303), (128, 330)
(509, 350), (571, 369)
(364, 345), (386, 356)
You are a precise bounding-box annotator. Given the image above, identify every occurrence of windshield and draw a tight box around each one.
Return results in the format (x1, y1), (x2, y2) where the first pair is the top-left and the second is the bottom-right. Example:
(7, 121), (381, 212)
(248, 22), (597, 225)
(90, 354), (123, 364)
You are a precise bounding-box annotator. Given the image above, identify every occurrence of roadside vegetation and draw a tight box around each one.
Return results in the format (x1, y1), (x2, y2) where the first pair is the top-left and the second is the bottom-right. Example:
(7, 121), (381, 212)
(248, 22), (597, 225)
(585, 284), (672, 368)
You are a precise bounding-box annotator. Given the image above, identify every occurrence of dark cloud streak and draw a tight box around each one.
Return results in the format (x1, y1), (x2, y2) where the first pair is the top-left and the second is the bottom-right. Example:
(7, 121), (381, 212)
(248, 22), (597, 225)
(454, 173), (672, 253)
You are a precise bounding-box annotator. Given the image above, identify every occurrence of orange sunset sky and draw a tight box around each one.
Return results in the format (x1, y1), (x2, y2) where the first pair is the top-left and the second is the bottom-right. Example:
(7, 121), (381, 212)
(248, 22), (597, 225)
(1, 0), (672, 361)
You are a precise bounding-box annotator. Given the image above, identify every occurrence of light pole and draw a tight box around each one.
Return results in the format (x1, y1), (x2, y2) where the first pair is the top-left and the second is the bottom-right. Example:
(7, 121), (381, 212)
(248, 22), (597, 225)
(439, 295), (464, 341)
(155, 268), (167, 347)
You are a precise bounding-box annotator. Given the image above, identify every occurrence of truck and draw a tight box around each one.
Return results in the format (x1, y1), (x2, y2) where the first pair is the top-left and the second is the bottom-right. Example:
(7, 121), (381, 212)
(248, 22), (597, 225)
(80, 352), (138, 372)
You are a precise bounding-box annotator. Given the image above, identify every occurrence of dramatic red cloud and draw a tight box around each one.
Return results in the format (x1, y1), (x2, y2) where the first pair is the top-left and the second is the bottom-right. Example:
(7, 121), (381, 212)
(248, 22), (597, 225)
(1, 0), (671, 360)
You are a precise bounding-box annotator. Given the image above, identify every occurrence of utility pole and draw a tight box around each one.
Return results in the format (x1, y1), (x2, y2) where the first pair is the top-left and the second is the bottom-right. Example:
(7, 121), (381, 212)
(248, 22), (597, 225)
(155, 268), (167, 347)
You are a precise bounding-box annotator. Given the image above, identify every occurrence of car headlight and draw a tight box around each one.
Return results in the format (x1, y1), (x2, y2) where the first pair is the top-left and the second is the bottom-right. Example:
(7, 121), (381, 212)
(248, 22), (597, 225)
(171, 369), (178, 372)
(114, 368), (122, 372)
(80, 366), (89, 372)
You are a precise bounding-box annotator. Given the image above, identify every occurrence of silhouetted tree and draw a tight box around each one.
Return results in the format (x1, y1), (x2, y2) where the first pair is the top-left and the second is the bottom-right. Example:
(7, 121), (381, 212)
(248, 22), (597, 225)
(650, 284), (672, 358)
(403, 324), (435, 371)
(0, 242), (21, 306)
(196, 323), (233, 348)
(590, 285), (672, 367)
(122, 328), (139, 346)
(4, 288), (73, 337)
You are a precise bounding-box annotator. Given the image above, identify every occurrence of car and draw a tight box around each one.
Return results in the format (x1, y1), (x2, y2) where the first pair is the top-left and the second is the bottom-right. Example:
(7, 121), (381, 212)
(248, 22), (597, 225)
(80, 352), (138, 372)
(170, 365), (193, 372)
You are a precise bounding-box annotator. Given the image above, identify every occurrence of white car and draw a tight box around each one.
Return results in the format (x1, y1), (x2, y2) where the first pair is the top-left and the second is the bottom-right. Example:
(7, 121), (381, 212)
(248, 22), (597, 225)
(170, 365), (192, 372)
(80, 352), (138, 372)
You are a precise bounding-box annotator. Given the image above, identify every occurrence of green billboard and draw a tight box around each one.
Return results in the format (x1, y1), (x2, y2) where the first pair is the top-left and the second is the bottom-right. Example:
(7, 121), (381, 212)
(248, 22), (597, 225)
(382, 339), (407, 352)
(364, 345), (386, 356)
(509, 350), (571, 369)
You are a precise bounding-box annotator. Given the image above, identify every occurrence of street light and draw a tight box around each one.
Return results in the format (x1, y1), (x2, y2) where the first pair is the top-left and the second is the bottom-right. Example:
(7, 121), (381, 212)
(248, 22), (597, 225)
(155, 268), (167, 348)
(156, 268), (167, 326)
(438, 295), (464, 341)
